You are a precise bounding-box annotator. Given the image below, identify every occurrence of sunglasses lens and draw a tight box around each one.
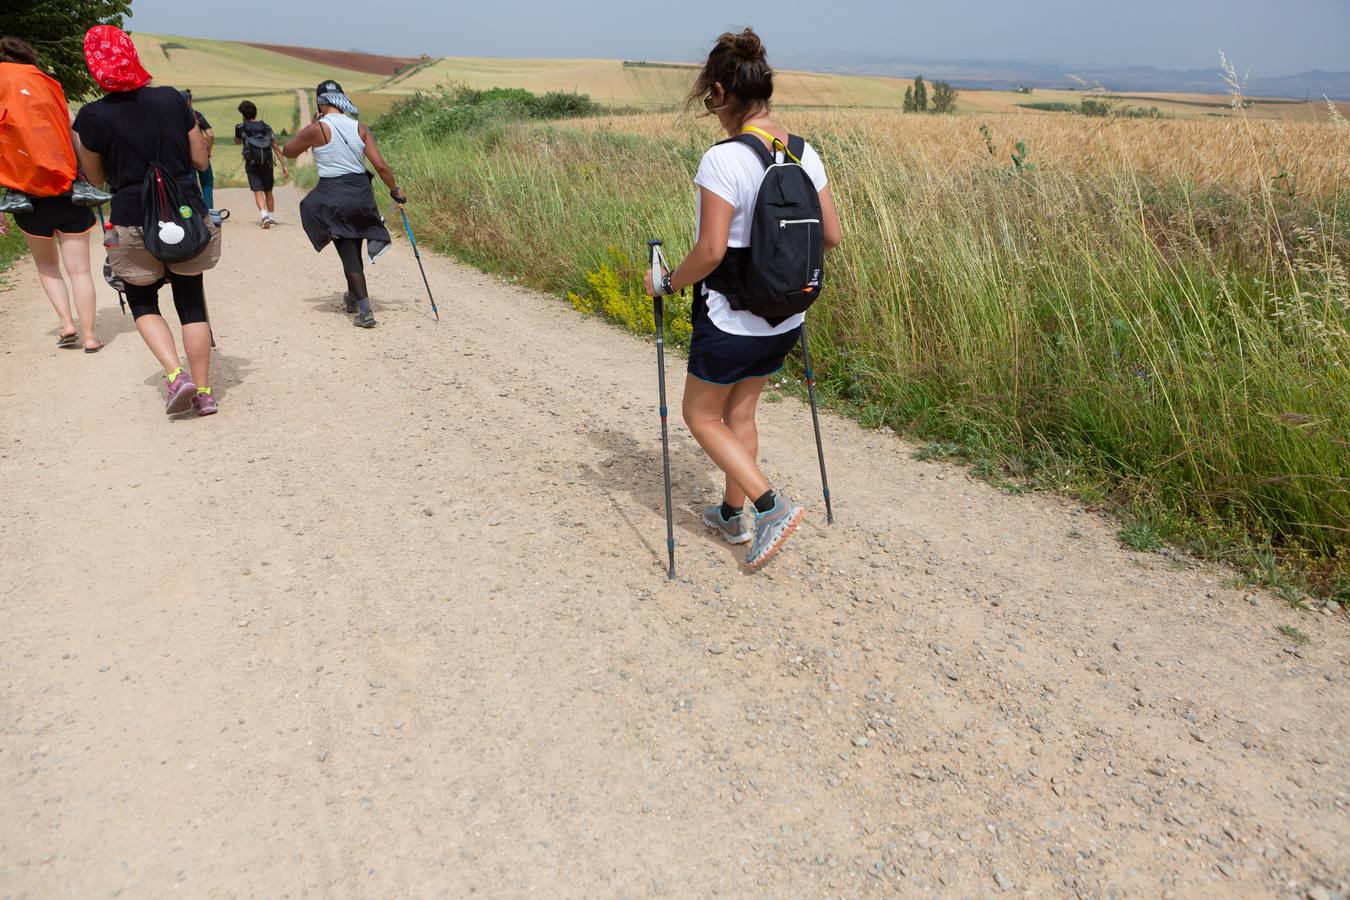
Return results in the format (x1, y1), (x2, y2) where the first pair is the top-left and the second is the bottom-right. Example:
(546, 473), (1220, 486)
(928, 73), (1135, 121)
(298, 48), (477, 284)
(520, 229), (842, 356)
(703, 95), (716, 111)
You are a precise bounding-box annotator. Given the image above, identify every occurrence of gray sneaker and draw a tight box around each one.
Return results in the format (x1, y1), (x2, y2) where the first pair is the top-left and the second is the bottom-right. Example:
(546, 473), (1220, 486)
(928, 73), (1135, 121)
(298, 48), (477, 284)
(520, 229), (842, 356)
(703, 504), (752, 544)
(343, 292), (358, 314)
(352, 310), (377, 328)
(746, 494), (805, 569)
(0, 189), (33, 214)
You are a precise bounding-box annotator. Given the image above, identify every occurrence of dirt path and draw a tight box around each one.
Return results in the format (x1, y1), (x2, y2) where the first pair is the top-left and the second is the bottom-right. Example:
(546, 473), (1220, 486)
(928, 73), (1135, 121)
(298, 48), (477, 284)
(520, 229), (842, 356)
(1, 187), (1346, 898)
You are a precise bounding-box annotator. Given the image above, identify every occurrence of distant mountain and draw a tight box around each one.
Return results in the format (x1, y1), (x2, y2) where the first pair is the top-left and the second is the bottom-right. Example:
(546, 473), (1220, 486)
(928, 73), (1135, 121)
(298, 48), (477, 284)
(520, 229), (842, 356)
(779, 53), (1350, 100)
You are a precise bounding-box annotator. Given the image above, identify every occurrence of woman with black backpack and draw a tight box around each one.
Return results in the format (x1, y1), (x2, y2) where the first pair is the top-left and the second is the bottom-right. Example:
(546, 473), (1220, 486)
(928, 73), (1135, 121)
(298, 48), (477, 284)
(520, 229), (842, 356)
(645, 28), (842, 569)
(283, 80), (404, 329)
(73, 25), (222, 416)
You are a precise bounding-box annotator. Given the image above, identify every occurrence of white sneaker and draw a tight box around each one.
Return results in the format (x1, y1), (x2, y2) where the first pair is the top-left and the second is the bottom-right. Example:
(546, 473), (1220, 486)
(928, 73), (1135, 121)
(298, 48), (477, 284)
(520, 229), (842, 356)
(260, 212), (275, 229)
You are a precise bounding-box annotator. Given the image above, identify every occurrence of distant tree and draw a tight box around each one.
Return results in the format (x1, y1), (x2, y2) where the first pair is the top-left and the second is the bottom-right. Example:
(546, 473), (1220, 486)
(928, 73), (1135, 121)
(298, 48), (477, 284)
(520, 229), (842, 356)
(0, 0), (132, 99)
(902, 85), (915, 112)
(913, 75), (928, 112)
(931, 81), (958, 113)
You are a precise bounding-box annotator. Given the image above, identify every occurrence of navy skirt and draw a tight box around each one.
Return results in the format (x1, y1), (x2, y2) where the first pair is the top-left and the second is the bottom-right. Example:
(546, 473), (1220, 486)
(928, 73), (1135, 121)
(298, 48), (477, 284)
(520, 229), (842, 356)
(299, 172), (391, 260)
(687, 290), (802, 385)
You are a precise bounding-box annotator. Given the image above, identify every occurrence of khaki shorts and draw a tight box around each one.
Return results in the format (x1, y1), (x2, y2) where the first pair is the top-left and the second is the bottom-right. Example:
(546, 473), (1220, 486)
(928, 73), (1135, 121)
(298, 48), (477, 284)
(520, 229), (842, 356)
(108, 223), (222, 286)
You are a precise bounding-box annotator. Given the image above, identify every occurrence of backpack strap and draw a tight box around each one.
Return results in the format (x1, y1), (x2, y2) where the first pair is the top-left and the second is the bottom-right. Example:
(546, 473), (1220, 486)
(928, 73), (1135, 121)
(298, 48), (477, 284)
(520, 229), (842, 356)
(717, 132), (776, 169)
(787, 134), (806, 165)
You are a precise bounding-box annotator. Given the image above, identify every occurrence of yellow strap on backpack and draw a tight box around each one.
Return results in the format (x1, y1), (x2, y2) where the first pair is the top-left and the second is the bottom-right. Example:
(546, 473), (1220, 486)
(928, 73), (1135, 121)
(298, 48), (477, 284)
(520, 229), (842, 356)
(739, 126), (801, 164)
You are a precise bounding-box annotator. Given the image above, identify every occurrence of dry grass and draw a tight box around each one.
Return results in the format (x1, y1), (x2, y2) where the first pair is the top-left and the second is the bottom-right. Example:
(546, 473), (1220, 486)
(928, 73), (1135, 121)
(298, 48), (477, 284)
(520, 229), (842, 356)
(379, 100), (1350, 591)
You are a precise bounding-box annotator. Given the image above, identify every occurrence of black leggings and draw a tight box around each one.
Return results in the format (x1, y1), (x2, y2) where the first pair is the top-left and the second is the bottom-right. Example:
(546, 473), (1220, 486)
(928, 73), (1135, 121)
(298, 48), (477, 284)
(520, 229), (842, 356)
(125, 273), (209, 325)
(332, 237), (368, 301)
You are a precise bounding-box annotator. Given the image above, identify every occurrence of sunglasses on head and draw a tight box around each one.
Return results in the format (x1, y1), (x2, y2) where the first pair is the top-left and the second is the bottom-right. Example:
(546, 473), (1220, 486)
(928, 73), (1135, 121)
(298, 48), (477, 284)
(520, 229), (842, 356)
(703, 93), (720, 112)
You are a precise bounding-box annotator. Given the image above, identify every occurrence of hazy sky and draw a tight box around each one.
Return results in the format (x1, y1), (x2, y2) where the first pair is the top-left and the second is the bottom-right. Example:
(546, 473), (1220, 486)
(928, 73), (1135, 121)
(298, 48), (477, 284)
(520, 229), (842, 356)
(126, 0), (1348, 75)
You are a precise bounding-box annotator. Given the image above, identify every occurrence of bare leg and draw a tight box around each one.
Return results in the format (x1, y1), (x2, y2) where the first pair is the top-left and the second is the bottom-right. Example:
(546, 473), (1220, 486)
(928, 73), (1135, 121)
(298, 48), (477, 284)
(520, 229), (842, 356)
(721, 377), (769, 508)
(134, 314), (183, 375)
(264, 192), (276, 213)
(253, 191), (267, 214)
(682, 375), (771, 503)
(182, 322), (211, 389)
(56, 230), (99, 349)
(23, 234), (77, 337)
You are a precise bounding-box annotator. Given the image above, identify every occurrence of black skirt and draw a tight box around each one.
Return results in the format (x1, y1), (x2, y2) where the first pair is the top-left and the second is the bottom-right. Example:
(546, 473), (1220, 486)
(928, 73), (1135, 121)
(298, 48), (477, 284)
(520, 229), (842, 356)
(299, 172), (391, 261)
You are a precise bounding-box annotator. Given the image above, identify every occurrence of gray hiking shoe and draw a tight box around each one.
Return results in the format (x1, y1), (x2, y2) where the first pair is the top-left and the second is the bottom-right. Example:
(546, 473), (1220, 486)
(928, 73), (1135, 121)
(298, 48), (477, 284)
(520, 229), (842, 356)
(343, 292), (358, 314)
(703, 504), (752, 545)
(352, 310), (377, 328)
(0, 189), (34, 214)
(746, 494), (805, 569)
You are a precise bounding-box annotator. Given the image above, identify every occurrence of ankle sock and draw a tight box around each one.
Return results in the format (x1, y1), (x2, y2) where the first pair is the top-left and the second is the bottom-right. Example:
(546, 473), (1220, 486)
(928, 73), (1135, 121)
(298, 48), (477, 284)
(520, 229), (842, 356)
(753, 490), (776, 514)
(719, 501), (740, 521)
(196, 386), (212, 395)
(166, 366), (183, 382)
(356, 297), (372, 316)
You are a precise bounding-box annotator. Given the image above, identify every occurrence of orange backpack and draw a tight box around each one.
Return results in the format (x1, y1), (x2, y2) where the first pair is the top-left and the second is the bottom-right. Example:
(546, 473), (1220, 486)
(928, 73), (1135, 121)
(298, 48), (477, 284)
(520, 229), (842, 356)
(0, 62), (78, 197)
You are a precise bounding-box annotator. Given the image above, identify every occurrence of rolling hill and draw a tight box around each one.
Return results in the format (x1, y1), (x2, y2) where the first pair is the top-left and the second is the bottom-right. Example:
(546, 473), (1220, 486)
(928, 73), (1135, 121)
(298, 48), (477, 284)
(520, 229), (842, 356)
(127, 32), (1344, 190)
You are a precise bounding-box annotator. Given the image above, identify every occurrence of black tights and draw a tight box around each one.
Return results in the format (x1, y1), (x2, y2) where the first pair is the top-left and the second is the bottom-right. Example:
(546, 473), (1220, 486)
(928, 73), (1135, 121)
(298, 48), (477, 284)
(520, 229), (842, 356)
(333, 237), (367, 300)
(126, 273), (208, 324)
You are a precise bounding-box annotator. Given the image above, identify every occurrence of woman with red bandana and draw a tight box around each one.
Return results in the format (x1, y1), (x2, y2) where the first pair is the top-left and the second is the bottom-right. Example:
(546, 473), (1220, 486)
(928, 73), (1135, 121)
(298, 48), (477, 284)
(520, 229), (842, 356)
(73, 26), (223, 417)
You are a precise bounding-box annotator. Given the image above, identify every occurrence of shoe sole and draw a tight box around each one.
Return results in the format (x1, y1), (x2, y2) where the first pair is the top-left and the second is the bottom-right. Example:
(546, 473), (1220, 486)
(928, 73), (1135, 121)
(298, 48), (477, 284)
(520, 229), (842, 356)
(195, 405), (218, 417)
(747, 506), (806, 570)
(702, 515), (752, 545)
(166, 381), (197, 415)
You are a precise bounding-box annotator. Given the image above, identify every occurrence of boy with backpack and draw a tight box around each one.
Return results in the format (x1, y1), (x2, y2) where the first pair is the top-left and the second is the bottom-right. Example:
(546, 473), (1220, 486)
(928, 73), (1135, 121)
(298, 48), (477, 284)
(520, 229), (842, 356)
(234, 100), (287, 228)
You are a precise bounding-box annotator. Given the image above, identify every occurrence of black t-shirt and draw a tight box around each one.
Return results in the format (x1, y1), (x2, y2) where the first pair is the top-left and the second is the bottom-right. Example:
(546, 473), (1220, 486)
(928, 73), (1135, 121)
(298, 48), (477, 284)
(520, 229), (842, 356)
(73, 86), (205, 226)
(235, 120), (275, 169)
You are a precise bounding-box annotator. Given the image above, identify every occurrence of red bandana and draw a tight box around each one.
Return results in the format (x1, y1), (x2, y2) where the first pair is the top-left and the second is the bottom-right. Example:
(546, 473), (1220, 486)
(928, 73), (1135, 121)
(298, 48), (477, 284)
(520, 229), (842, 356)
(83, 26), (152, 93)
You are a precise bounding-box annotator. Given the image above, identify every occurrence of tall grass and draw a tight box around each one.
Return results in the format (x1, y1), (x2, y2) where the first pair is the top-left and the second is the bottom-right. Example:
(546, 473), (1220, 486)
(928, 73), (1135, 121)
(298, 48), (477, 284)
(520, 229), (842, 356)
(377, 100), (1350, 591)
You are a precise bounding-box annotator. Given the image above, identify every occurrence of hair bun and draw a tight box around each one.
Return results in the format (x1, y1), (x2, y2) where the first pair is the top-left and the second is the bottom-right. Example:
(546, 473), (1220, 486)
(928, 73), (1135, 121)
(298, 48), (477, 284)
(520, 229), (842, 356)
(729, 28), (765, 63)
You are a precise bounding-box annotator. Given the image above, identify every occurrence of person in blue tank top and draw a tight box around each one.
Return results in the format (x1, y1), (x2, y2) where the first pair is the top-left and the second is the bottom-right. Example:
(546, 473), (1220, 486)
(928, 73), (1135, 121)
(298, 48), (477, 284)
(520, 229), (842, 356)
(283, 80), (405, 329)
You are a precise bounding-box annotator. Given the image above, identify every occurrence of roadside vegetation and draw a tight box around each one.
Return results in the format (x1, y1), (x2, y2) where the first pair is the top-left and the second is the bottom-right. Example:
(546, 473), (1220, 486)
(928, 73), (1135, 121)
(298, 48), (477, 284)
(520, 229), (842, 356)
(376, 84), (1350, 599)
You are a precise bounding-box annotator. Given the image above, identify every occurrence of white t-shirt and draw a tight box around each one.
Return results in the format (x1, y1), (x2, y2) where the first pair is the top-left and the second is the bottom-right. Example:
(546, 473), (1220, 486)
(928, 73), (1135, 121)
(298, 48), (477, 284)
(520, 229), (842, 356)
(694, 138), (829, 337)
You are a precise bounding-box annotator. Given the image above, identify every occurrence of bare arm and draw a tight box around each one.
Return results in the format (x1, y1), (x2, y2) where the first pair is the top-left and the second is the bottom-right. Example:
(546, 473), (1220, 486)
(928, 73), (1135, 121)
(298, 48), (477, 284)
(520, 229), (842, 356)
(819, 185), (842, 250)
(203, 127), (214, 154)
(74, 132), (107, 186)
(358, 123), (401, 199)
(272, 136), (290, 176)
(188, 124), (209, 172)
(645, 188), (732, 296)
(282, 120), (323, 158)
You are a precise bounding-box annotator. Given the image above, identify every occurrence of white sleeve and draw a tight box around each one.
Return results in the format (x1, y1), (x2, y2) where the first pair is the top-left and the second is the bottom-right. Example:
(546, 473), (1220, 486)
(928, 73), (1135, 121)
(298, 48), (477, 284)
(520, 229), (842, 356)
(800, 143), (829, 192)
(694, 146), (739, 207)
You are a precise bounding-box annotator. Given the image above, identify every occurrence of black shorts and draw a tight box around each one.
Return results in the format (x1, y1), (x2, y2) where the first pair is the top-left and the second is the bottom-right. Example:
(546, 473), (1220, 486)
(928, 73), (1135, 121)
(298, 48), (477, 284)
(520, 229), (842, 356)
(687, 294), (802, 386)
(245, 165), (275, 193)
(11, 195), (96, 238)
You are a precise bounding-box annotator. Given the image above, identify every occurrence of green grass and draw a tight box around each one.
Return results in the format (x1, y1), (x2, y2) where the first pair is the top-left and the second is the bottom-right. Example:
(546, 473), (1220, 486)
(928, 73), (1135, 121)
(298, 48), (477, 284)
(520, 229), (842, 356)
(0, 226), (28, 277)
(368, 96), (1348, 597)
(1278, 624), (1310, 644)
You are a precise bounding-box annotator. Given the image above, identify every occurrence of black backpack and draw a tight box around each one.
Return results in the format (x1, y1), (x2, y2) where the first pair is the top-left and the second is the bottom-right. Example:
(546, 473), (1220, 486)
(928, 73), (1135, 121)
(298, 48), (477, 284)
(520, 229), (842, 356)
(242, 123), (274, 167)
(704, 133), (824, 320)
(140, 162), (210, 263)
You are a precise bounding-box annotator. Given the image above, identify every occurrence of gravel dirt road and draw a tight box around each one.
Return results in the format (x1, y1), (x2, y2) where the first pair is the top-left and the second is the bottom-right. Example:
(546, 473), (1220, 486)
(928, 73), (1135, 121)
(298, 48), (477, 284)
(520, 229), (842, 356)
(1, 187), (1346, 898)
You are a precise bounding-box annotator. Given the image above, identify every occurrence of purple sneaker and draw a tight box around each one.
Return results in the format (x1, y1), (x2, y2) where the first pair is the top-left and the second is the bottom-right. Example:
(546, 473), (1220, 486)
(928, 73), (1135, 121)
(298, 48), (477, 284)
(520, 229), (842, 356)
(165, 370), (197, 414)
(192, 390), (218, 416)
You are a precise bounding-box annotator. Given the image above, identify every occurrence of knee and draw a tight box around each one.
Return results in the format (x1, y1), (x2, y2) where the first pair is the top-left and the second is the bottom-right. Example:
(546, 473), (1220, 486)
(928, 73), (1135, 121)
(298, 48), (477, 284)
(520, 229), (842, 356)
(725, 407), (757, 434)
(33, 257), (62, 278)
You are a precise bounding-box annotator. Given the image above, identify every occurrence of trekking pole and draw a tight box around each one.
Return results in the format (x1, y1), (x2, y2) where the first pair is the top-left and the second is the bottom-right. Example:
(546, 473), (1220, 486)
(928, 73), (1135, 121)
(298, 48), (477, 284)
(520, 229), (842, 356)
(648, 239), (676, 580)
(799, 324), (834, 524)
(96, 205), (126, 315)
(398, 205), (439, 321)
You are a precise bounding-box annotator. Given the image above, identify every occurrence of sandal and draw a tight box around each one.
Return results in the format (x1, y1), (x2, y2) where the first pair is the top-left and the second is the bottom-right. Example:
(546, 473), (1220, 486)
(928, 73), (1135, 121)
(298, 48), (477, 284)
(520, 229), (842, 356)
(83, 341), (104, 354)
(57, 331), (79, 347)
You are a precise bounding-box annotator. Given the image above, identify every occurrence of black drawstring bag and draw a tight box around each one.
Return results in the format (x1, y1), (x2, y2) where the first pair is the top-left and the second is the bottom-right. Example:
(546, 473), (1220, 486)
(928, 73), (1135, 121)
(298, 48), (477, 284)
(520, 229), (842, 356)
(140, 162), (209, 263)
